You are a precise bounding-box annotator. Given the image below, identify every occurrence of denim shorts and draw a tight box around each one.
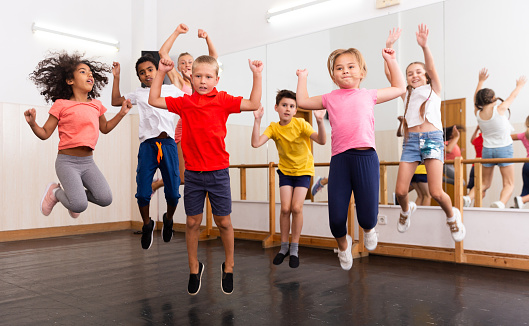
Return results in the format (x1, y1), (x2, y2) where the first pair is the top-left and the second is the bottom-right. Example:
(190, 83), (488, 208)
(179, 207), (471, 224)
(277, 169), (311, 188)
(482, 144), (513, 167)
(401, 130), (444, 163)
(183, 168), (232, 216)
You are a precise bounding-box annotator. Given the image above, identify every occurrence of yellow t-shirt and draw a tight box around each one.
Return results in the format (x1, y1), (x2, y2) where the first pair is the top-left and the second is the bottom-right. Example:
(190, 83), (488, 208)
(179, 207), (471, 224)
(263, 117), (315, 176)
(415, 164), (427, 174)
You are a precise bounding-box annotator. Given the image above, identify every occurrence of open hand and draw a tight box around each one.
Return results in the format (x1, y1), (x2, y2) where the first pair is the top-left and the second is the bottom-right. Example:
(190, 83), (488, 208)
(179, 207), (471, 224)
(478, 68), (489, 82)
(386, 27), (402, 48)
(517, 76), (527, 87)
(416, 24), (429, 48)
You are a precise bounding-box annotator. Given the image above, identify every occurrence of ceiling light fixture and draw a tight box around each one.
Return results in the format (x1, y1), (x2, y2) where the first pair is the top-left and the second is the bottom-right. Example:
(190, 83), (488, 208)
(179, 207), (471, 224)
(32, 22), (120, 51)
(266, 0), (332, 23)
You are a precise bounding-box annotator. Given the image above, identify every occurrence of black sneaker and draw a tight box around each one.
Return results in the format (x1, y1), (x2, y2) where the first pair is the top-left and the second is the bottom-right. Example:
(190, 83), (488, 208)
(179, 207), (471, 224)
(141, 219), (155, 250)
(161, 212), (173, 242)
(289, 255), (299, 268)
(221, 262), (233, 295)
(273, 251), (289, 265)
(188, 262), (204, 295)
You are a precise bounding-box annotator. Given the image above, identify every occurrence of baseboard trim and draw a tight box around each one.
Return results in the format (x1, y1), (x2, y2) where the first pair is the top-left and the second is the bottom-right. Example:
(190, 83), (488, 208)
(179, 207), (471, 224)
(0, 221), (133, 242)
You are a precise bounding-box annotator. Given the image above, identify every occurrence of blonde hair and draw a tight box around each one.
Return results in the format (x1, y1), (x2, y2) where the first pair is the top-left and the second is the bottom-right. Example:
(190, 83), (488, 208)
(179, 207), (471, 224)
(327, 48), (367, 84)
(192, 55), (219, 76)
(525, 115), (529, 141)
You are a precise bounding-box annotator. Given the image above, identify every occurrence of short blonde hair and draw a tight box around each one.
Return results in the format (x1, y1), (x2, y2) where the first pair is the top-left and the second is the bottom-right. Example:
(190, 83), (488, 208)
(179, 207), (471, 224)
(192, 55), (219, 76)
(327, 48), (367, 83)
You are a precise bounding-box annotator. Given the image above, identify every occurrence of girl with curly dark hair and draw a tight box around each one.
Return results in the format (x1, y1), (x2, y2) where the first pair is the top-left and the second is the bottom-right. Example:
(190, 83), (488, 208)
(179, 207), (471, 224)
(24, 51), (132, 218)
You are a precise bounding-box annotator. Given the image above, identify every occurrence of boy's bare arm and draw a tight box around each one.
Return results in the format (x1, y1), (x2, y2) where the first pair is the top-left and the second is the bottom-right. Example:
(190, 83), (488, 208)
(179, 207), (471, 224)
(240, 60), (263, 111)
(111, 62), (126, 106)
(251, 106), (269, 147)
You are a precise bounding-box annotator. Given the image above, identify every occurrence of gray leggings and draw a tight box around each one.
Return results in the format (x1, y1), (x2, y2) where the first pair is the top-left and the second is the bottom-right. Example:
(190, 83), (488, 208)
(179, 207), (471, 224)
(55, 154), (113, 213)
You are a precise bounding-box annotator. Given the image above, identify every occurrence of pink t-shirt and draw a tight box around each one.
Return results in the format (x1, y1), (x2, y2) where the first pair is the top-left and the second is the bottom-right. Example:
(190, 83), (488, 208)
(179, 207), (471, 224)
(49, 99), (107, 150)
(517, 132), (529, 157)
(322, 88), (378, 156)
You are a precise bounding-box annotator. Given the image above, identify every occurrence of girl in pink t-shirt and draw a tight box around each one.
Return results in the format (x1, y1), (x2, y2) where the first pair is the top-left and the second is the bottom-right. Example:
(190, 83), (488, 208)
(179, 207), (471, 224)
(296, 47), (405, 270)
(24, 52), (131, 218)
(385, 25), (465, 243)
(511, 115), (529, 209)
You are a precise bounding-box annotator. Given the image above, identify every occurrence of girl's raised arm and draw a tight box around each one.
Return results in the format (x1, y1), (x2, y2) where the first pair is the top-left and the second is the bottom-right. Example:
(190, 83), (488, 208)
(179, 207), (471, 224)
(417, 24), (441, 96)
(198, 29), (218, 59)
(473, 68), (489, 115)
(498, 76), (527, 113)
(296, 69), (324, 110)
(160, 24), (189, 89)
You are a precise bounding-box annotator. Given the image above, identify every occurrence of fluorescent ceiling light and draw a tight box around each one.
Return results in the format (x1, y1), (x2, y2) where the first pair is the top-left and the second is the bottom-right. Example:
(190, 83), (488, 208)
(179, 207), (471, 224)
(32, 23), (120, 51)
(266, 0), (331, 23)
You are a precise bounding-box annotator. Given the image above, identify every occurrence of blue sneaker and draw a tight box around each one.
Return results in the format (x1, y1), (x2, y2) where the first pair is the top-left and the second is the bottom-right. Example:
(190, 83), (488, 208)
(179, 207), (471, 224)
(311, 177), (325, 196)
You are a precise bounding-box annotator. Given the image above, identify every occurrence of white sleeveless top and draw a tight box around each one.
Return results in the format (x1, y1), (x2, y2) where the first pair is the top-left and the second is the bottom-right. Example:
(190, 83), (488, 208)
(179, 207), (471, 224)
(476, 107), (514, 148)
(405, 84), (442, 131)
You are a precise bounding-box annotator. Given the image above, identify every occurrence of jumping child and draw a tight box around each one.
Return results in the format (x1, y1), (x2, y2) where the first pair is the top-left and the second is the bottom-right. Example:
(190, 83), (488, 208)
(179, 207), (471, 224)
(251, 90), (326, 268)
(25, 51), (131, 219)
(296, 45), (406, 270)
(385, 25), (466, 242)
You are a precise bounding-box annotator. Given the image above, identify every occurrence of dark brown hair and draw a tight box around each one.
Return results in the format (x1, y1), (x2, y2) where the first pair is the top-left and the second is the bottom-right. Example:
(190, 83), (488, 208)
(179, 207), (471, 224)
(29, 51), (110, 103)
(276, 89), (296, 105)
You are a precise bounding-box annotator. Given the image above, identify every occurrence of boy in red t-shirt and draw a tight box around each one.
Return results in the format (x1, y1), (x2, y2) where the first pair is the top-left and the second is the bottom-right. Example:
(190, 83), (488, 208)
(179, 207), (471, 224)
(149, 55), (262, 295)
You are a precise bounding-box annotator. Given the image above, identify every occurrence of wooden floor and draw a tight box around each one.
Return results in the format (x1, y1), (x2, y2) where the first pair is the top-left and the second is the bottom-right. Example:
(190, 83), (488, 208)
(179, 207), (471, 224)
(1, 231), (529, 326)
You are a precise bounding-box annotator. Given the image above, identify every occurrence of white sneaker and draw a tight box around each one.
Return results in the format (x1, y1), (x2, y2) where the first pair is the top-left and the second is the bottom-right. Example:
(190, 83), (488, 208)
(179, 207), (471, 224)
(364, 229), (378, 251)
(514, 196), (524, 209)
(447, 207), (466, 242)
(397, 202), (416, 233)
(490, 201), (505, 209)
(334, 235), (353, 270)
(462, 196), (471, 208)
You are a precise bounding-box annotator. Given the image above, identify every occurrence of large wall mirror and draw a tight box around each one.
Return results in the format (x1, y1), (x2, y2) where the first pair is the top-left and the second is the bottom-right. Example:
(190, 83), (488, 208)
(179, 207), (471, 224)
(219, 0), (528, 208)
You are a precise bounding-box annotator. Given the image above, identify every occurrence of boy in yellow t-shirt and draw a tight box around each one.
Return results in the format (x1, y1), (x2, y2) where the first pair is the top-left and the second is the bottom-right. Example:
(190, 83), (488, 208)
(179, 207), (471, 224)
(251, 89), (326, 268)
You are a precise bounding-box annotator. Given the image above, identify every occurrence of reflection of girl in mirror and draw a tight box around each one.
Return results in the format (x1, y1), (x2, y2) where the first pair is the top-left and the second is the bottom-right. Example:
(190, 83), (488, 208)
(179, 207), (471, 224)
(475, 68), (526, 209)
(443, 125), (466, 185)
(386, 24), (466, 242)
(511, 116), (529, 209)
(296, 46), (406, 270)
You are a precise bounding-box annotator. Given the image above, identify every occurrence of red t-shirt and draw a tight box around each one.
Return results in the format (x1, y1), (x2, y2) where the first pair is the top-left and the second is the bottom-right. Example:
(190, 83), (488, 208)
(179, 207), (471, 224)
(472, 133), (483, 158)
(165, 88), (242, 171)
(49, 99), (107, 150)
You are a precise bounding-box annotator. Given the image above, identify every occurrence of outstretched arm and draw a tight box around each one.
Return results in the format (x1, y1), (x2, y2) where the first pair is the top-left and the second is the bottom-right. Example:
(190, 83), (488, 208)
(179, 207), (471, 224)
(251, 106), (269, 147)
(24, 109), (58, 140)
(160, 23), (189, 89)
(240, 60), (263, 111)
(296, 69), (324, 110)
(377, 48), (406, 104)
(498, 76), (527, 113)
(310, 109), (327, 145)
(445, 126), (460, 153)
(99, 100), (132, 134)
(111, 62), (126, 106)
(148, 59), (174, 110)
(198, 29), (218, 59)
(474, 68), (489, 115)
(416, 24), (441, 95)
(384, 27), (401, 84)
(470, 125), (480, 142)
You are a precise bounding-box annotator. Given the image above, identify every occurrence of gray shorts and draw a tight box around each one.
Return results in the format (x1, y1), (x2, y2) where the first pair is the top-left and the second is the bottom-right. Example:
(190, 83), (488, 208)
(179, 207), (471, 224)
(184, 168), (232, 216)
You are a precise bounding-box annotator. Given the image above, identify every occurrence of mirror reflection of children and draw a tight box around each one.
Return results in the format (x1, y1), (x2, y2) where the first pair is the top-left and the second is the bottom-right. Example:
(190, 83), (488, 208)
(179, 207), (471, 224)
(297, 44), (406, 270)
(511, 116), (529, 209)
(463, 126), (483, 207)
(25, 52), (131, 219)
(149, 56), (262, 295)
(311, 176), (328, 196)
(474, 68), (526, 209)
(386, 25), (466, 242)
(251, 90), (326, 268)
(443, 125), (465, 185)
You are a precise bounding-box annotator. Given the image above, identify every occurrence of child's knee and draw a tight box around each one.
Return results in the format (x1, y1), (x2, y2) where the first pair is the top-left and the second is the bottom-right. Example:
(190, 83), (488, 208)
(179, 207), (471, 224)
(214, 215), (232, 229)
(71, 200), (88, 213)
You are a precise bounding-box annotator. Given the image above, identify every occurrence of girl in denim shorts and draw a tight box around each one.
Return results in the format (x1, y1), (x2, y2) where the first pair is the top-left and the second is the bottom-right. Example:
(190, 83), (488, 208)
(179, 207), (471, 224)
(474, 68), (526, 209)
(386, 25), (465, 242)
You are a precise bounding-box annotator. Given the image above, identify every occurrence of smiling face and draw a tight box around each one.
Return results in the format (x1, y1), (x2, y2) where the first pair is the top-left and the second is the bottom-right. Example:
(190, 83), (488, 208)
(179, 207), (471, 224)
(136, 61), (157, 87)
(66, 63), (94, 94)
(178, 54), (194, 76)
(191, 63), (219, 95)
(332, 53), (365, 89)
(406, 63), (428, 88)
(275, 97), (297, 124)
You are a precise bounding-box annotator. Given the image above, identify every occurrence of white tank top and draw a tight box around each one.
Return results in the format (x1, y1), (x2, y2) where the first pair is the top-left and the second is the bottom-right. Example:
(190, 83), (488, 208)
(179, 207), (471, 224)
(405, 84), (442, 131)
(476, 107), (514, 148)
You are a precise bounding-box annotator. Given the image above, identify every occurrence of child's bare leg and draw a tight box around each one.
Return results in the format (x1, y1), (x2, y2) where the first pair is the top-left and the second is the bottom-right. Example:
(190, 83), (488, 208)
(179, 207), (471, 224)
(395, 162), (419, 211)
(290, 187), (308, 244)
(499, 165), (514, 204)
(424, 159), (453, 217)
(177, 142), (185, 184)
(279, 186), (294, 244)
(213, 214), (234, 273)
(151, 179), (164, 192)
(186, 213), (203, 273)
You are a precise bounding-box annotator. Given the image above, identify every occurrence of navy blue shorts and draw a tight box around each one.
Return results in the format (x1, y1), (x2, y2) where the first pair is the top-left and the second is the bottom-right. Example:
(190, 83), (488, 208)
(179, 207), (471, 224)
(184, 168), (232, 216)
(136, 138), (180, 207)
(411, 173), (427, 183)
(277, 169), (311, 188)
(467, 165), (475, 189)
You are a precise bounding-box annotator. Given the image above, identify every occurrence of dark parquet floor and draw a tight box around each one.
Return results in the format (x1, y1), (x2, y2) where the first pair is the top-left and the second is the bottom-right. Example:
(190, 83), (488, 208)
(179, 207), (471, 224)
(1, 230), (528, 325)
